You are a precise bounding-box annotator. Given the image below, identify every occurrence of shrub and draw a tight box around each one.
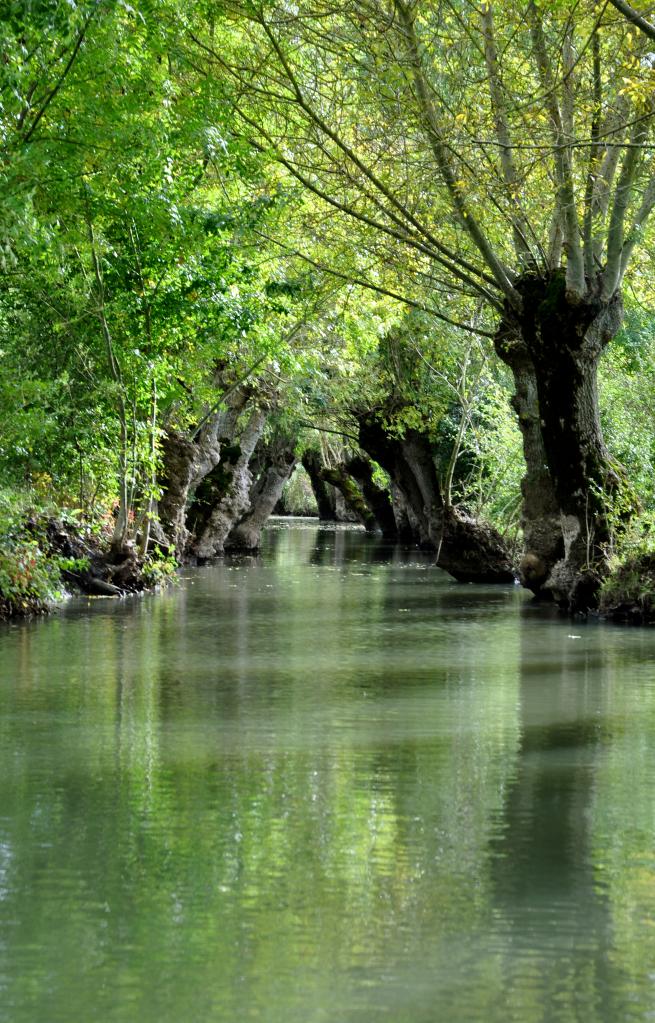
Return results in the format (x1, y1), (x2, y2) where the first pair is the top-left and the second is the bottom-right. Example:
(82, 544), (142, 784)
(0, 538), (63, 617)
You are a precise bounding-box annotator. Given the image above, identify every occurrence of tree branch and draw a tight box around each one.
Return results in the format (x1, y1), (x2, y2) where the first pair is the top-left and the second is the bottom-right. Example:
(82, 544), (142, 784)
(394, 0), (519, 306)
(618, 170), (655, 281)
(607, 0), (655, 41)
(481, 2), (534, 267)
(528, 2), (586, 297)
(188, 29), (504, 306)
(23, 3), (99, 144)
(602, 116), (651, 297)
(271, 243), (497, 338)
(583, 24), (603, 278)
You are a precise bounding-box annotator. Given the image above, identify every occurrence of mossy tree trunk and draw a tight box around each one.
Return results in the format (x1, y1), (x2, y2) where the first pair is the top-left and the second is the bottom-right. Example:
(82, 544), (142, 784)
(189, 408), (268, 559)
(358, 419), (434, 545)
(494, 328), (563, 596)
(390, 483), (420, 542)
(301, 450), (339, 521)
(157, 389), (250, 555)
(228, 441), (297, 550)
(157, 429), (199, 555)
(318, 464), (377, 532)
(344, 455), (397, 538)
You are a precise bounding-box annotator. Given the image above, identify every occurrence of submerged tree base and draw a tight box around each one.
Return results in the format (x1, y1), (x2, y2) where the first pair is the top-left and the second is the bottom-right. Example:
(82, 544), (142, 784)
(438, 507), (516, 584)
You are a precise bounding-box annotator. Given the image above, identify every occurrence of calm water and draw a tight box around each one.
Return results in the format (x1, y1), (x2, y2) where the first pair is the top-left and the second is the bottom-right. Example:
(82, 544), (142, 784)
(1, 522), (655, 1022)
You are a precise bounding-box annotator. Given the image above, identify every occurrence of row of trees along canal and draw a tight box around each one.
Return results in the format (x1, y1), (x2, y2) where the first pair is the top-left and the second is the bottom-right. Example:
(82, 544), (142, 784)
(3, 0), (655, 616)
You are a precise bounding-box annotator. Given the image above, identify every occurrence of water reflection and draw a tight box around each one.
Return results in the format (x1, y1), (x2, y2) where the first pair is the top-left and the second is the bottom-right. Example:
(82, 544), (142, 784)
(486, 613), (611, 1021)
(0, 526), (654, 1021)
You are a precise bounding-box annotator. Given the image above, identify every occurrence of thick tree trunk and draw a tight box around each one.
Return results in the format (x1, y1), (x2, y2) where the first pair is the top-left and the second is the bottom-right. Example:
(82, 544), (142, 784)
(301, 450), (339, 520)
(318, 465), (377, 531)
(390, 483), (420, 542)
(344, 455), (398, 538)
(438, 506), (517, 583)
(358, 418), (514, 583)
(333, 489), (359, 523)
(497, 270), (624, 610)
(157, 429), (198, 554)
(228, 445), (297, 550)
(494, 328), (563, 595)
(189, 408), (268, 559)
(157, 389), (250, 555)
(359, 420), (433, 545)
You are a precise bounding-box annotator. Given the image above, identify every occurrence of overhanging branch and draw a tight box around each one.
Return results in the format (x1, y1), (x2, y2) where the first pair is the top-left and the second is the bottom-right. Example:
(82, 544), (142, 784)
(607, 0), (655, 41)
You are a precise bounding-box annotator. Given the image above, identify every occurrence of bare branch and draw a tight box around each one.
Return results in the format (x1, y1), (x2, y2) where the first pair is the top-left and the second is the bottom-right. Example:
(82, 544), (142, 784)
(188, 29), (504, 306)
(264, 240), (497, 338)
(23, 3), (100, 144)
(603, 116), (651, 297)
(583, 23), (603, 277)
(618, 167), (655, 280)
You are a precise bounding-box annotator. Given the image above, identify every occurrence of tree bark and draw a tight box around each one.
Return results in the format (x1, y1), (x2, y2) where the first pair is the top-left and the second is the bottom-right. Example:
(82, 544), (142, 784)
(390, 483), (420, 542)
(228, 443), (297, 550)
(157, 429), (201, 555)
(318, 465), (377, 531)
(157, 388), (250, 555)
(189, 408), (268, 559)
(497, 270), (624, 609)
(358, 418), (514, 583)
(344, 455), (398, 538)
(494, 326), (563, 595)
(359, 419), (433, 544)
(301, 449), (339, 520)
(333, 489), (359, 523)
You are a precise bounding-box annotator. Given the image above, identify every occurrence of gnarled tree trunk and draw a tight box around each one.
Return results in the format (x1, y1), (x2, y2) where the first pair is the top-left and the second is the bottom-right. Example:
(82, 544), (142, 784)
(359, 418), (514, 583)
(359, 420), (433, 545)
(157, 430), (199, 554)
(189, 408), (268, 559)
(344, 455), (397, 538)
(301, 450), (339, 520)
(228, 442), (297, 550)
(494, 327), (563, 596)
(390, 483), (420, 542)
(318, 464), (377, 531)
(157, 388), (250, 555)
(498, 270), (624, 609)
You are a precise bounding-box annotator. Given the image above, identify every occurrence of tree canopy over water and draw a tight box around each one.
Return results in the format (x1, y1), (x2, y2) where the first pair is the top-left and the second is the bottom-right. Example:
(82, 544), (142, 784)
(3, 0), (655, 616)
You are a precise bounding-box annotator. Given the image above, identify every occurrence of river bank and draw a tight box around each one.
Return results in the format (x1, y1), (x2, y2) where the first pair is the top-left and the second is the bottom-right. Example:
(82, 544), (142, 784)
(1, 508), (653, 626)
(0, 513), (175, 621)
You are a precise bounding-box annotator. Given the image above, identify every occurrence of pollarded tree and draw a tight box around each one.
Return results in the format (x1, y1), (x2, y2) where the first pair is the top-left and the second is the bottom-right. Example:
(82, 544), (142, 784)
(187, 0), (655, 607)
(287, 301), (518, 579)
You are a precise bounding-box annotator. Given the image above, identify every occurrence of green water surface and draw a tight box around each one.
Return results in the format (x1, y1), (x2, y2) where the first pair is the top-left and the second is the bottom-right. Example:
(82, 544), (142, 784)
(1, 522), (655, 1022)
